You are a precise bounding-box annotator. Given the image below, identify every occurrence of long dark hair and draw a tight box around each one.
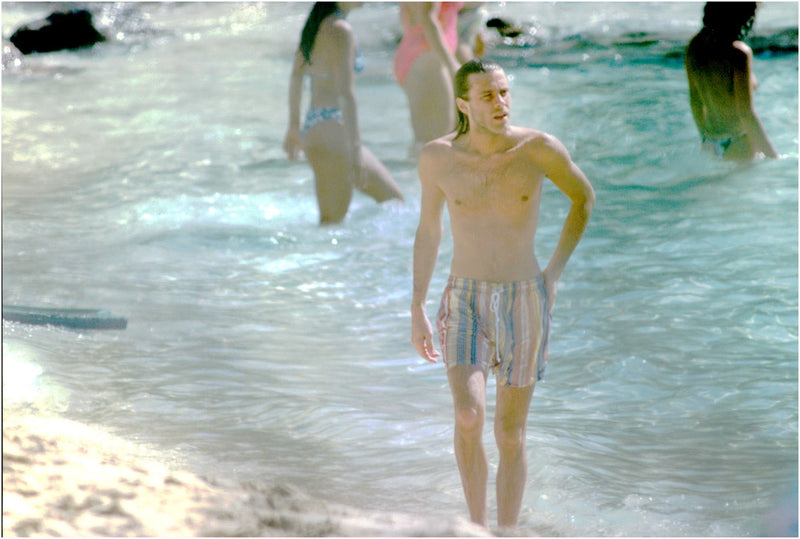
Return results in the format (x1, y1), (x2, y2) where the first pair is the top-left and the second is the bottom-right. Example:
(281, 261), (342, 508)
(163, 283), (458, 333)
(454, 58), (503, 138)
(299, 2), (339, 65)
(702, 2), (757, 41)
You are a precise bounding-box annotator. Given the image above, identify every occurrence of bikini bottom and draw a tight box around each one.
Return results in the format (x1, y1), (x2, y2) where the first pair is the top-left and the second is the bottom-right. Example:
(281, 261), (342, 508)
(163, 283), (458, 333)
(702, 133), (745, 157)
(302, 107), (343, 135)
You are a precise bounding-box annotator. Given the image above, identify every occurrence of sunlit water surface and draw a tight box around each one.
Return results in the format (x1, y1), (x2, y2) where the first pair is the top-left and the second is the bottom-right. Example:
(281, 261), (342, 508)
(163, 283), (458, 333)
(2, 2), (797, 535)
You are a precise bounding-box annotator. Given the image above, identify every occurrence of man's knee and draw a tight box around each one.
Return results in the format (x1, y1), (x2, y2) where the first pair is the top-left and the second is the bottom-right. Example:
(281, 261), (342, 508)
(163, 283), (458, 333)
(454, 405), (484, 437)
(494, 420), (526, 454)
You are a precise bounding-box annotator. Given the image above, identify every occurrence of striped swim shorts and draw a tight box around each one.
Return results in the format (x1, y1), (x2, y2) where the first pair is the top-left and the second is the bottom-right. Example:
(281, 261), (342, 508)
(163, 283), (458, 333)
(436, 276), (551, 387)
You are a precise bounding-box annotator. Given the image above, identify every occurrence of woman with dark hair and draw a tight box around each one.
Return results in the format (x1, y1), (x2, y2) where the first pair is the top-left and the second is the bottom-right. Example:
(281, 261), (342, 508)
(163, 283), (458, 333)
(284, 2), (403, 224)
(685, 2), (778, 160)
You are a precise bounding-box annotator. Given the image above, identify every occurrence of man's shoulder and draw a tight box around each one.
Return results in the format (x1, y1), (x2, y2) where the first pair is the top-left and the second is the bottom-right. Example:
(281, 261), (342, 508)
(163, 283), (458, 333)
(422, 132), (458, 150)
(511, 126), (562, 153)
(512, 126), (550, 141)
(419, 133), (458, 163)
(508, 127), (575, 172)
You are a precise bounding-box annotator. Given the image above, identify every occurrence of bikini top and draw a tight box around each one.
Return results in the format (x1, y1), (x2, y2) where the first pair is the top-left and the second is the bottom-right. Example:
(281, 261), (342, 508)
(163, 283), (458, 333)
(353, 48), (365, 73)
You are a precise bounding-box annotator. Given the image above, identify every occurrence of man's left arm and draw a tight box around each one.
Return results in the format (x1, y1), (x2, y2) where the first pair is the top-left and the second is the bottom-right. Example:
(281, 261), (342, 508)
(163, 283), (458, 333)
(536, 134), (595, 304)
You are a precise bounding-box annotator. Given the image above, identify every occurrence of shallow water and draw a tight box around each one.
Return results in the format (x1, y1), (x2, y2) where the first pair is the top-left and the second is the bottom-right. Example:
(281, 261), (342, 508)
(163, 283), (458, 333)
(2, 2), (797, 536)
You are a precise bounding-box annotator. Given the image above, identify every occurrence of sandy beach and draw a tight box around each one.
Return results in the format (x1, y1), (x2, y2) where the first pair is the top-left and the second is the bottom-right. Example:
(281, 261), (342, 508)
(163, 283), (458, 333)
(2, 408), (489, 537)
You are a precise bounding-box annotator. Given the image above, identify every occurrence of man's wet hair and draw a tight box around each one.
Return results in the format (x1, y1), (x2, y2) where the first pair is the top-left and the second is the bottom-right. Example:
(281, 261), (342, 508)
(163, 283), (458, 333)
(454, 58), (504, 138)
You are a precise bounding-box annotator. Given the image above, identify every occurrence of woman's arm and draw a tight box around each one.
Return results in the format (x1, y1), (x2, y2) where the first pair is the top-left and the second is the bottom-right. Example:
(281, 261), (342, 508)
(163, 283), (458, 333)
(410, 2), (460, 76)
(732, 43), (778, 158)
(283, 51), (305, 160)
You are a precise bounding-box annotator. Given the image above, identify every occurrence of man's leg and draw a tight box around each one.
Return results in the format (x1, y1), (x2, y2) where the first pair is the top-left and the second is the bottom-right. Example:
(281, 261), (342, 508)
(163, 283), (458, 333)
(494, 381), (535, 528)
(447, 364), (489, 528)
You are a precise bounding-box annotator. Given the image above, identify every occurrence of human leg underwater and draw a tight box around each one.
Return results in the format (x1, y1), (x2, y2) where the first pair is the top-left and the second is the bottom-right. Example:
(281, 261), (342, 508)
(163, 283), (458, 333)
(494, 381), (535, 529)
(303, 120), (353, 224)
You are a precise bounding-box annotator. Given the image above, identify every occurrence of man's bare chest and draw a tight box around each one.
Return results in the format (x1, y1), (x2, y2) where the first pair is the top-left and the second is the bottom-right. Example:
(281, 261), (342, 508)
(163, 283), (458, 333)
(441, 160), (542, 215)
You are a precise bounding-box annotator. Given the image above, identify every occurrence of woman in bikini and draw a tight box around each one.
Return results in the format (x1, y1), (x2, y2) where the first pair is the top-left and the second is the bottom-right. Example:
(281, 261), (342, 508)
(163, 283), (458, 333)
(284, 2), (403, 225)
(394, 2), (463, 156)
(685, 2), (778, 160)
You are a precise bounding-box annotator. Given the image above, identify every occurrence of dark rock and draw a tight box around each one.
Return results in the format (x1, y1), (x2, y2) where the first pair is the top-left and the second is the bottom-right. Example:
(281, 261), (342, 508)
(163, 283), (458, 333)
(10, 10), (106, 55)
(486, 17), (524, 39)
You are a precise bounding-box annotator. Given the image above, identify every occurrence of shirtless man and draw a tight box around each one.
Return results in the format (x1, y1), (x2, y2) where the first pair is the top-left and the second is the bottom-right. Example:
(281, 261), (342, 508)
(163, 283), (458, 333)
(685, 2), (778, 160)
(410, 59), (594, 529)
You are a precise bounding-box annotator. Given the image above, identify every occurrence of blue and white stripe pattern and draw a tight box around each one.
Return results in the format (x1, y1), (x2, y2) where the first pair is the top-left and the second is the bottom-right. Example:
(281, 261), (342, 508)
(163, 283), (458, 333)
(437, 276), (551, 387)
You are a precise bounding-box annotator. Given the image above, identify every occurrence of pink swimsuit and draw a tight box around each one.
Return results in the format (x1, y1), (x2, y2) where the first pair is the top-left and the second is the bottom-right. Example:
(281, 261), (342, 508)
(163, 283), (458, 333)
(393, 2), (462, 86)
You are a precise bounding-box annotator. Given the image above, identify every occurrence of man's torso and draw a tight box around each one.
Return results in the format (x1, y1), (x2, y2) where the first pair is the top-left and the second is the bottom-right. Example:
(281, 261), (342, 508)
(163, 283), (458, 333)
(430, 128), (547, 281)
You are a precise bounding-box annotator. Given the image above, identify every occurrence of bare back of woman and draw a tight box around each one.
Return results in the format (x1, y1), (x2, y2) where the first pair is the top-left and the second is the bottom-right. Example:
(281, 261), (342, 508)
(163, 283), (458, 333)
(284, 2), (403, 224)
(685, 2), (778, 160)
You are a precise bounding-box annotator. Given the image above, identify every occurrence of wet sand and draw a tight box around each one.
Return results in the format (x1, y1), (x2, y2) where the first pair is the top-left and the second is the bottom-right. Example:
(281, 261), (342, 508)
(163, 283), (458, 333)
(2, 409), (489, 537)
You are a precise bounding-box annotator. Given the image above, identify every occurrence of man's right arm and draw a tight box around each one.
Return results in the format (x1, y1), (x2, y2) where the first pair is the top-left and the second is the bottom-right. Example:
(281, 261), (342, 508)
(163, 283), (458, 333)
(411, 145), (446, 362)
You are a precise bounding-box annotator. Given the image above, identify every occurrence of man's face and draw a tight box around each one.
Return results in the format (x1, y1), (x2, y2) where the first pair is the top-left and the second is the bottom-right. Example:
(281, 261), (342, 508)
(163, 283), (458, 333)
(459, 70), (511, 135)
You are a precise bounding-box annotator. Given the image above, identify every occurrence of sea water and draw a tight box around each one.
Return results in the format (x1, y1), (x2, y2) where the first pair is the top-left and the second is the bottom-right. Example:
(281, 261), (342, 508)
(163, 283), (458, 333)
(2, 2), (797, 536)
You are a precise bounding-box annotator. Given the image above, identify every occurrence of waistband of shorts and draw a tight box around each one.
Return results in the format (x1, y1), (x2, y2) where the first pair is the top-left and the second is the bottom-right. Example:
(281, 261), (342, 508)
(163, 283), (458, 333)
(445, 274), (544, 293)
